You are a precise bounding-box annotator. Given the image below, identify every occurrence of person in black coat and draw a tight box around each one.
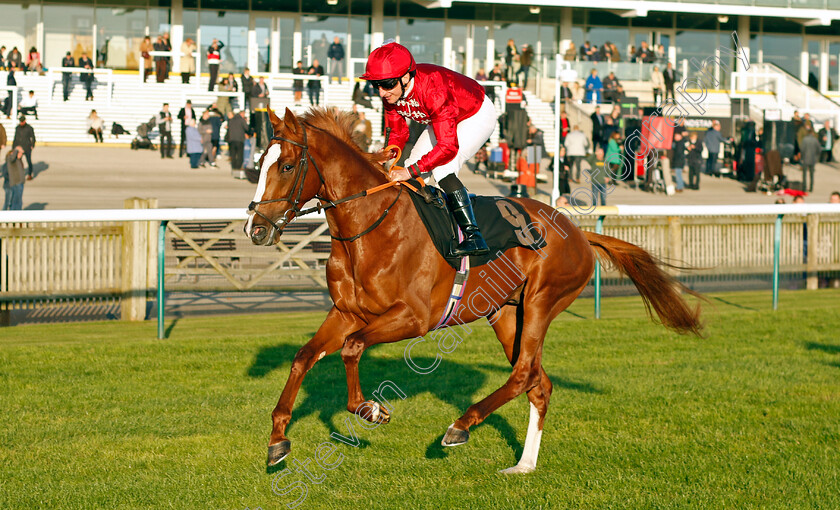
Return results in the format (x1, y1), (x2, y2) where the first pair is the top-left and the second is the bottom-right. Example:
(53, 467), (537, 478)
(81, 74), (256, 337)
(61, 52), (75, 101)
(663, 62), (677, 102)
(327, 37), (345, 83)
(177, 100), (196, 157)
(307, 60), (324, 106)
(590, 106), (606, 150)
(13, 116), (36, 179)
(241, 67), (255, 110)
(78, 52), (94, 100)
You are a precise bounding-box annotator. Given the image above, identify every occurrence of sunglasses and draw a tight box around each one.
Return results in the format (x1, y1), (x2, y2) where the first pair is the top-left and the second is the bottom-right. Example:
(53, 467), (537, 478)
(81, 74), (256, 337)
(369, 77), (401, 90)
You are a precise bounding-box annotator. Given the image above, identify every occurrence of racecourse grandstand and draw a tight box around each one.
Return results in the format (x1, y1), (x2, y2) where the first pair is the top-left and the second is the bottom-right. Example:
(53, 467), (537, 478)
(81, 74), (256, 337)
(1, 0), (839, 153)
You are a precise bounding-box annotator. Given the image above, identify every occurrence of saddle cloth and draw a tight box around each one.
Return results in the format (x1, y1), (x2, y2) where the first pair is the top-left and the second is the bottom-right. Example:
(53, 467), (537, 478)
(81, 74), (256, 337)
(405, 180), (547, 269)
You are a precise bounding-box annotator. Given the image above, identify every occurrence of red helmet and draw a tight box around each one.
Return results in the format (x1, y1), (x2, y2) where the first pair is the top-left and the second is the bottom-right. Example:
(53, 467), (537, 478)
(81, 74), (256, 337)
(360, 42), (416, 81)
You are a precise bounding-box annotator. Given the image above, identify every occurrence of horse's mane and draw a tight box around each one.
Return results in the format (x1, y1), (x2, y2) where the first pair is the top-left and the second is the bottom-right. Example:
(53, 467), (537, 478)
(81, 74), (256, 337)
(299, 107), (386, 173)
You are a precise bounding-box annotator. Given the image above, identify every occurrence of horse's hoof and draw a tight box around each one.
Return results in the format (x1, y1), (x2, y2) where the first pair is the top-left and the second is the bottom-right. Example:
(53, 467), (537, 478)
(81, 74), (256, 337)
(267, 440), (291, 466)
(357, 401), (390, 425)
(499, 464), (535, 475)
(441, 424), (469, 447)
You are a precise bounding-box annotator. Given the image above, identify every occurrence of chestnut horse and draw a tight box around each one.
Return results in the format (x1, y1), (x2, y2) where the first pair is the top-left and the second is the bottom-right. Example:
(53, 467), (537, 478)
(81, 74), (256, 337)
(246, 107), (702, 474)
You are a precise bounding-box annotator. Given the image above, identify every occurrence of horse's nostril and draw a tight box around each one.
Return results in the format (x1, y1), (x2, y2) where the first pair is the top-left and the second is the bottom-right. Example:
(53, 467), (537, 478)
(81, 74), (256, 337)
(250, 225), (267, 243)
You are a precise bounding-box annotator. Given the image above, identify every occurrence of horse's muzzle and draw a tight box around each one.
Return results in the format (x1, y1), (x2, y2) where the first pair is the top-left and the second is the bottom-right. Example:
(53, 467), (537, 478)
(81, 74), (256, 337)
(249, 225), (274, 246)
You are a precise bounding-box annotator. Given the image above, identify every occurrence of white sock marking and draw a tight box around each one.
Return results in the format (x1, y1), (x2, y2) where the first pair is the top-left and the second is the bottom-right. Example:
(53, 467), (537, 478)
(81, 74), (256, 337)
(510, 402), (542, 472)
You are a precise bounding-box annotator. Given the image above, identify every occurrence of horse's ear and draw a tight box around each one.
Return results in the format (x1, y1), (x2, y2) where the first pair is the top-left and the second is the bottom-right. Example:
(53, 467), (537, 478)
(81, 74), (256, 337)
(268, 107), (283, 132)
(283, 107), (300, 135)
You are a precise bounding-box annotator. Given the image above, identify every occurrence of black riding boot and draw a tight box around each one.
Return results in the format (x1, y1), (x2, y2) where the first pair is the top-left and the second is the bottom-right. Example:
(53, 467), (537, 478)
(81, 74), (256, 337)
(446, 187), (489, 257)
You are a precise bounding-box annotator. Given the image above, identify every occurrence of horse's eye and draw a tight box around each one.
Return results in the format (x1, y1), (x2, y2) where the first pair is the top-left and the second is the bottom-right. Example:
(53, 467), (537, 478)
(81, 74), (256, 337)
(282, 164), (295, 173)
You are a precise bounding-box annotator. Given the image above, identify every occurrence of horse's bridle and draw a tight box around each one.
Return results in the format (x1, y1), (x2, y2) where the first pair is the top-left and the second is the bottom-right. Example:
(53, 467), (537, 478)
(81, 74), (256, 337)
(247, 122), (404, 243)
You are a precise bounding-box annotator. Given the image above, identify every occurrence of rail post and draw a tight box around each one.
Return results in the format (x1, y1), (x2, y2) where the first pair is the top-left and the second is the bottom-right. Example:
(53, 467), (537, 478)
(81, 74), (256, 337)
(595, 215), (604, 319)
(806, 213), (820, 290)
(773, 214), (783, 311)
(157, 220), (169, 339)
(121, 198), (153, 321)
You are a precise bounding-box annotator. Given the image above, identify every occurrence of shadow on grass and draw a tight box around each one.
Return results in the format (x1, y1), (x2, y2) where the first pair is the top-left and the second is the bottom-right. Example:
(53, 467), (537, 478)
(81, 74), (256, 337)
(248, 343), (601, 464)
(805, 342), (840, 355)
(711, 296), (758, 312)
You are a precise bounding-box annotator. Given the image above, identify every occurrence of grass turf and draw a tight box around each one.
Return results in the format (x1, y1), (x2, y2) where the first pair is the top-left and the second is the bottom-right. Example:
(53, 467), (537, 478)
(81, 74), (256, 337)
(1, 289), (839, 509)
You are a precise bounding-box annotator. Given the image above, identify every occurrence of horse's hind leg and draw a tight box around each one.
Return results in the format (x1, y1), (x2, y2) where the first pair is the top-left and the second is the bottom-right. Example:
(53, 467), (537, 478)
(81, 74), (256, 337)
(267, 307), (364, 466)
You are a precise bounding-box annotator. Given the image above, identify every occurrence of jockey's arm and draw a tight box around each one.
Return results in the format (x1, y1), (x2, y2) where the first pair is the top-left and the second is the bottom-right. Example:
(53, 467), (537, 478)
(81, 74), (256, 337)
(406, 90), (459, 179)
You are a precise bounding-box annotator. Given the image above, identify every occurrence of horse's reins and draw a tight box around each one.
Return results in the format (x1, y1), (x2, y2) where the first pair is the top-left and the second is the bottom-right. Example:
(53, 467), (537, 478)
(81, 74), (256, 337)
(247, 122), (416, 243)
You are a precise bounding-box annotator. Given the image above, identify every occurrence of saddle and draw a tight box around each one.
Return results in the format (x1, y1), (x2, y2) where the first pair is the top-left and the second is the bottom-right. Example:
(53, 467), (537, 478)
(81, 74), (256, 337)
(404, 179), (547, 269)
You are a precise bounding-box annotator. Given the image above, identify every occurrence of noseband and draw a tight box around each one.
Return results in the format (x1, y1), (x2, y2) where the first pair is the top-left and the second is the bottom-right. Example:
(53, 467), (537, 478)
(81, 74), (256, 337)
(248, 123), (327, 240)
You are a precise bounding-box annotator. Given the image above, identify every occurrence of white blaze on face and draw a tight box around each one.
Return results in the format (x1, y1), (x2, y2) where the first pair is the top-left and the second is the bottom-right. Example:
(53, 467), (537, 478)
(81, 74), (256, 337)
(246, 143), (284, 232)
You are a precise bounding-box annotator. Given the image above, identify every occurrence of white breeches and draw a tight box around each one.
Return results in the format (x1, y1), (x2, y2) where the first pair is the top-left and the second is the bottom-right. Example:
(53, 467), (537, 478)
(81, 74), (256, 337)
(405, 95), (497, 183)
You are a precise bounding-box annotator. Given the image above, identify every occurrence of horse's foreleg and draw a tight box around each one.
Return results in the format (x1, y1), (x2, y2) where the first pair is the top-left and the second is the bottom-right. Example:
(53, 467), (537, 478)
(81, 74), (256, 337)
(267, 307), (363, 466)
(498, 366), (552, 474)
(341, 302), (423, 424)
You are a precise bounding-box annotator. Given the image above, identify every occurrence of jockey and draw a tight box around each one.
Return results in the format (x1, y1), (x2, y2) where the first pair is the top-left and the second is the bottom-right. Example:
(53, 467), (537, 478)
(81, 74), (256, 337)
(362, 41), (495, 257)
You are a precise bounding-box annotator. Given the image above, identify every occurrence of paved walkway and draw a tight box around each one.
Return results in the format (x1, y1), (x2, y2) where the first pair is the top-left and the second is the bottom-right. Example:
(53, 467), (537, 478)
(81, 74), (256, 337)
(10, 146), (840, 210)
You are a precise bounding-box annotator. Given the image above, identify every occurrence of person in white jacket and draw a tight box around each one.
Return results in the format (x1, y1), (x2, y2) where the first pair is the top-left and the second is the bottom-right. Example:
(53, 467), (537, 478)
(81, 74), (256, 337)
(563, 125), (590, 183)
(650, 66), (665, 106)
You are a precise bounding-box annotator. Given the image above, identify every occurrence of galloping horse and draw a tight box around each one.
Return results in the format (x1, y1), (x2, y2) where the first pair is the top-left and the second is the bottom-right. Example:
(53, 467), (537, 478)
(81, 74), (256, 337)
(246, 107), (702, 474)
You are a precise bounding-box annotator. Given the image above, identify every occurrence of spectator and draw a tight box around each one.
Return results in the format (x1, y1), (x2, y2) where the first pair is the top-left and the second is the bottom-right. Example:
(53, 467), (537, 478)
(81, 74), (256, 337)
(86, 110), (104, 143)
(564, 43), (577, 62)
(197, 110), (216, 168)
(25, 46), (42, 74)
(184, 119), (202, 168)
(602, 71), (620, 103)
(153, 35), (167, 83)
(829, 191), (840, 204)
(654, 44), (666, 63)
(564, 125), (589, 183)
(61, 52), (75, 101)
(793, 195), (805, 204)
(651, 65), (665, 105)
(241, 68), (254, 110)
(307, 59), (324, 106)
(292, 61), (305, 105)
(799, 128), (821, 192)
(505, 39), (518, 82)
(774, 198), (786, 204)
(180, 37), (196, 84)
(252, 76), (269, 101)
(0, 46), (5, 70)
(140, 36), (153, 82)
(13, 115), (35, 180)
(671, 131), (687, 192)
(352, 82), (373, 109)
(0, 119), (5, 150)
(559, 81), (573, 103)
(703, 120), (723, 176)
(555, 195), (570, 208)
(78, 52), (94, 100)
(628, 45), (637, 63)
(818, 121), (838, 163)
(226, 109), (250, 170)
(555, 145), (572, 196)
(591, 105), (605, 149)
(586, 146), (610, 206)
(162, 32), (172, 75)
(559, 110), (570, 145)
(602, 116), (617, 146)
(605, 131), (623, 182)
(207, 106), (223, 160)
(2, 146), (25, 210)
(7, 47), (22, 70)
(475, 68), (487, 81)
(585, 68), (602, 103)
(157, 103), (173, 159)
(571, 82), (584, 103)
(517, 44), (534, 89)
(663, 62), (677, 102)
(637, 41), (654, 63)
(328, 36), (345, 83)
(609, 42), (621, 62)
(18, 90), (38, 120)
(207, 39), (224, 91)
(352, 111), (373, 151)
(687, 131), (703, 190)
(3, 69), (15, 118)
(589, 45), (601, 63)
(177, 100), (196, 157)
(580, 41), (592, 61)
(217, 77), (234, 117)
(487, 64), (504, 103)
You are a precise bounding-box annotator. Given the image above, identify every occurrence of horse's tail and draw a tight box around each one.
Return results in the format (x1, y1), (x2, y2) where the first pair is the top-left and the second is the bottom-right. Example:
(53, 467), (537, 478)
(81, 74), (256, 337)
(584, 231), (704, 336)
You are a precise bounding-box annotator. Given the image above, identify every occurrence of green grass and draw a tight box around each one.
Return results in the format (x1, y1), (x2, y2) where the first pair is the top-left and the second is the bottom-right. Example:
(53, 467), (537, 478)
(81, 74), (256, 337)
(1, 289), (839, 509)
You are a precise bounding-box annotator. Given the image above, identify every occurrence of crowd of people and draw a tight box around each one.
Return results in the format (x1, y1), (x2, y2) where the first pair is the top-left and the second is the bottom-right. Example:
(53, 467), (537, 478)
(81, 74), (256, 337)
(563, 40), (667, 64)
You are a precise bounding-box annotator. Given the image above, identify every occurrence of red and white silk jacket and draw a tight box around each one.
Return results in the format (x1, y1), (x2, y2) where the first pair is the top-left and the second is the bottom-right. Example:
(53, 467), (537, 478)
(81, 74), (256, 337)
(384, 63), (486, 176)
